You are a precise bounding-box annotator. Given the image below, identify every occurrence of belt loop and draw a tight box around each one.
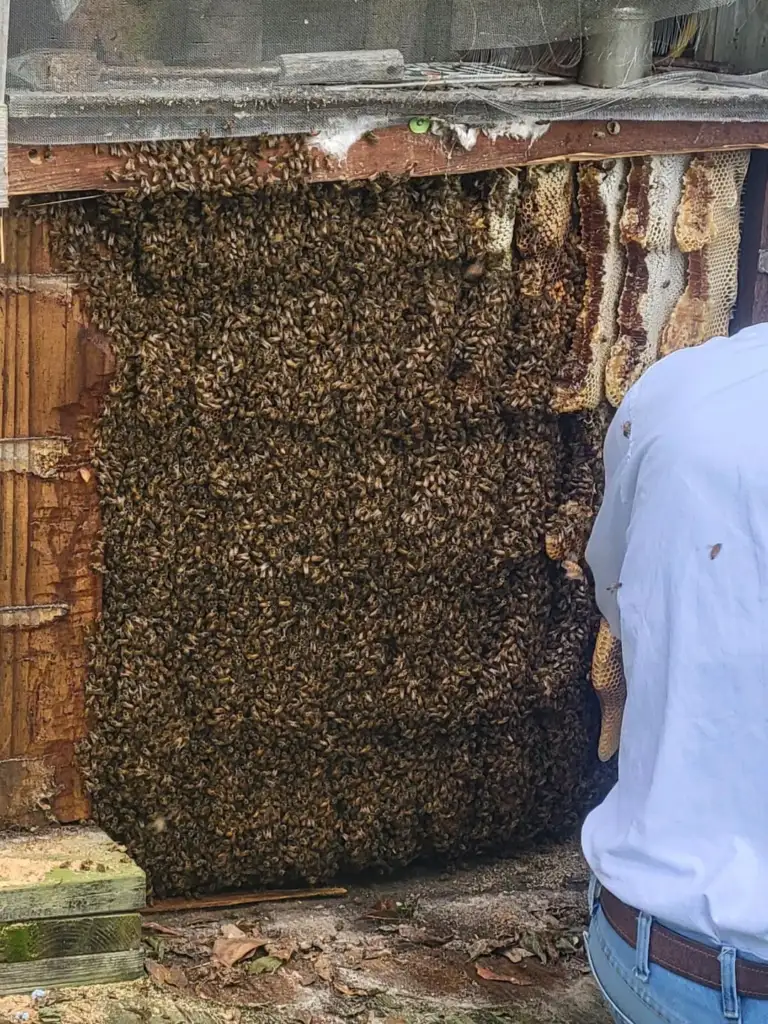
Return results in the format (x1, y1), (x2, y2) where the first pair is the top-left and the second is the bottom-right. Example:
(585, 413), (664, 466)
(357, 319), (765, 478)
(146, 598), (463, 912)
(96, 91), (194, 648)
(634, 911), (652, 982)
(719, 946), (741, 1022)
(588, 874), (602, 919)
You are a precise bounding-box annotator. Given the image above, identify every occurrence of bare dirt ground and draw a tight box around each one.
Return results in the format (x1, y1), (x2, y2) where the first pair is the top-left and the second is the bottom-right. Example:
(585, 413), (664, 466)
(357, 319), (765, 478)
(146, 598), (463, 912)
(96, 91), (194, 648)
(0, 841), (611, 1024)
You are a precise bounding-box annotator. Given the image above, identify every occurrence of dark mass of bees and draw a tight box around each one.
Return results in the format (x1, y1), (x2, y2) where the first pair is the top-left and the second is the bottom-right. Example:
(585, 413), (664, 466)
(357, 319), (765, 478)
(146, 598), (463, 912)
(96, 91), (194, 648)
(53, 139), (612, 896)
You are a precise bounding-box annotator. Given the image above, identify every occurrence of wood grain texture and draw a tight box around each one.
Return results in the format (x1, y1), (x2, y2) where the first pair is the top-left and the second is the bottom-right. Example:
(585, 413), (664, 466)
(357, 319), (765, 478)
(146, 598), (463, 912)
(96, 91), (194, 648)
(0, 913), (141, 963)
(0, 210), (111, 823)
(0, 949), (144, 995)
(147, 886), (348, 913)
(0, 757), (56, 827)
(10, 122), (768, 197)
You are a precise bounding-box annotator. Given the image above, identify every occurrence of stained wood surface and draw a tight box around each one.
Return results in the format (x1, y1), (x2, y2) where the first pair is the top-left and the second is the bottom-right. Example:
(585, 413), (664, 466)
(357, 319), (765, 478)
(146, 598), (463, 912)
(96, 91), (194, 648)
(0, 826), (145, 922)
(0, 913), (141, 963)
(0, 949), (144, 995)
(0, 211), (110, 824)
(147, 886), (348, 914)
(10, 121), (768, 197)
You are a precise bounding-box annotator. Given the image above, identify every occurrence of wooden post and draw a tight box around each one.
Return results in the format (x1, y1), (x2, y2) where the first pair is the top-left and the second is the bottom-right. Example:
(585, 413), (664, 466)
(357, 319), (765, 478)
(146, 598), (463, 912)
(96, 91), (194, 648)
(0, 208), (110, 826)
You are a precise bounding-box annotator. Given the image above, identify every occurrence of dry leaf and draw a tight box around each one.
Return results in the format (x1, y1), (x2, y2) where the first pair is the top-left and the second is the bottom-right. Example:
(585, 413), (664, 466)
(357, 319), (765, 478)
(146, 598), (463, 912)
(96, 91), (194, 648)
(397, 924), (449, 947)
(333, 979), (367, 997)
(142, 921), (184, 937)
(212, 935), (266, 967)
(266, 938), (298, 962)
(145, 960), (188, 987)
(475, 963), (532, 986)
(314, 954), (334, 983)
(165, 965), (188, 988)
(220, 923), (248, 939)
(247, 955), (283, 975)
(467, 938), (503, 961)
(504, 948), (535, 964)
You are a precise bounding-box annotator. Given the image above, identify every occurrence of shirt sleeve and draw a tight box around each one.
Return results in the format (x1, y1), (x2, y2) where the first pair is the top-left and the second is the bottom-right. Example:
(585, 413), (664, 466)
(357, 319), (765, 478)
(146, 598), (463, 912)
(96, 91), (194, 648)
(585, 389), (635, 638)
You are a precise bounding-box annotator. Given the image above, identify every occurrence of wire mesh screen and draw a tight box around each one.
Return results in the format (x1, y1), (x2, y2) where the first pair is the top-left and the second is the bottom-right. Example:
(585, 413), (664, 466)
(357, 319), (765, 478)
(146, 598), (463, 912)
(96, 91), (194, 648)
(8, 1), (734, 78)
(6, 0), (756, 146)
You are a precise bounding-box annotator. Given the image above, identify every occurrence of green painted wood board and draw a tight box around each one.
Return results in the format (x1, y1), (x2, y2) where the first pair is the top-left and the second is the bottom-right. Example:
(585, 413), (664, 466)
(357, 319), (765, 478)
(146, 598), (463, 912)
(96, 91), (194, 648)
(0, 913), (141, 963)
(0, 949), (145, 995)
(0, 827), (145, 922)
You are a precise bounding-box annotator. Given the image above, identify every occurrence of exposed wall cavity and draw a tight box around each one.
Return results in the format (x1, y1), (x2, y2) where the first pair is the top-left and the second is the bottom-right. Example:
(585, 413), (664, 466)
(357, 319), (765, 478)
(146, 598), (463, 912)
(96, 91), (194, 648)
(50, 139), (746, 896)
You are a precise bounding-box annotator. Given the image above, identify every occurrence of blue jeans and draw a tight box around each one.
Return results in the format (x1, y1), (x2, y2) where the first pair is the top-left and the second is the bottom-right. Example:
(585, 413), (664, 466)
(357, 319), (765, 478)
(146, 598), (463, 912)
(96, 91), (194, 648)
(585, 877), (768, 1024)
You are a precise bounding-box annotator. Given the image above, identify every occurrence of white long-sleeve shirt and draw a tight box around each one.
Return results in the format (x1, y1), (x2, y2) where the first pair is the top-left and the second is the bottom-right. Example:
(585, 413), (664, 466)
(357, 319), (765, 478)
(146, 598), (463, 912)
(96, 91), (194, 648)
(582, 325), (768, 960)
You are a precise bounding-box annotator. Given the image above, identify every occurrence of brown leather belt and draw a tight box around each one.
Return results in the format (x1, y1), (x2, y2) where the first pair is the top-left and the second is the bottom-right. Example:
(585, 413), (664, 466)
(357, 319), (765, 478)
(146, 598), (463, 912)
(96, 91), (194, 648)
(600, 888), (768, 999)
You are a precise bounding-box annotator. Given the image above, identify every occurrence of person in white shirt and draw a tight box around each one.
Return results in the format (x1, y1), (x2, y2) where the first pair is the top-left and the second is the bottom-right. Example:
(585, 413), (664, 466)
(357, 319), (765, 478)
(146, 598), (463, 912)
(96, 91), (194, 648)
(582, 324), (768, 1024)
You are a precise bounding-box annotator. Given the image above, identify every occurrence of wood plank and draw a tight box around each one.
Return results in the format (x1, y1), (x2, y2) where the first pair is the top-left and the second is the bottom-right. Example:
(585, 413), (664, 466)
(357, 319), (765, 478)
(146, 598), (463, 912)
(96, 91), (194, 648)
(0, 211), (110, 823)
(0, 826), (146, 923)
(0, 913), (141, 963)
(11, 121), (768, 197)
(276, 50), (405, 85)
(147, 886), (347, 914)
(0, 949), (144, 995)
(701, 0), (768, 74)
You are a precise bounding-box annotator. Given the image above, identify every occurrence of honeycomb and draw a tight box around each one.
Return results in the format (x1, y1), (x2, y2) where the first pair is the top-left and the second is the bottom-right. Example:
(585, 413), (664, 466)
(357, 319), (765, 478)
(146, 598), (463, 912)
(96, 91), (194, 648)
(605, 155), (688, 406)
(553, 160), (627, 413)
(591, 619), (626, 763)
(661, 150), (750, 354)
(487, 170), (520, 261)
(52, 140), (607, 896)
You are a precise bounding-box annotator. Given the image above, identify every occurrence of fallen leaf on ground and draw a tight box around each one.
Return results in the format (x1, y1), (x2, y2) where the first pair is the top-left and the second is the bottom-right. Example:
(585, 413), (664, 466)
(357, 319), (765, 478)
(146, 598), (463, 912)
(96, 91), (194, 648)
(475, 963), (532, 987)
(220, 923), (248, 939)
(467, 938), (504, 960)
(247, 955), (284, 975)
(142, 921), (184, 937)
(333, 980), (367, 997)
(145, 959), (188, 987)
(397, 924), (449, 947)
(266, 938), (298, 962)
(504, 948), (535, 964)
(313, 954), (334, 983)
(212, 935), (266, 967)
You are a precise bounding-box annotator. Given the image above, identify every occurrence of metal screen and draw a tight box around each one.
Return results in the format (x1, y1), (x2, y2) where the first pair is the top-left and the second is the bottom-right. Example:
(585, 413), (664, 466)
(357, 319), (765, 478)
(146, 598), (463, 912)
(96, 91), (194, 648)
(7, 1), (736, 81)
(3, 1), (756, 148)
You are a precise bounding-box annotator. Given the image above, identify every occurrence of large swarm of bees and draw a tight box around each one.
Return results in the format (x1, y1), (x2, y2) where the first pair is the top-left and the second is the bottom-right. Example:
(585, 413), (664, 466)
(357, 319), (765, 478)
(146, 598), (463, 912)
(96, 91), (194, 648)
(52, 140), (746, 895)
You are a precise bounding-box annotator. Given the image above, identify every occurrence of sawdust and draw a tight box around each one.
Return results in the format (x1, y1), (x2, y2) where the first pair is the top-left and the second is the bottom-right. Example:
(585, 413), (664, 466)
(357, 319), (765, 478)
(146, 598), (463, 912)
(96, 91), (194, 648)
(0, 828), (135, 888)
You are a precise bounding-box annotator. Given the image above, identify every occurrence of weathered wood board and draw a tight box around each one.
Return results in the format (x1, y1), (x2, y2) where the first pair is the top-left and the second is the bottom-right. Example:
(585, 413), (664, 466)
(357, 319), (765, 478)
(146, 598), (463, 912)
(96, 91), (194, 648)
(0, 209), (111, 824)
(0, 913), (141, 962)
(0, 827), (146, 922)
(0, 949), (145, 996)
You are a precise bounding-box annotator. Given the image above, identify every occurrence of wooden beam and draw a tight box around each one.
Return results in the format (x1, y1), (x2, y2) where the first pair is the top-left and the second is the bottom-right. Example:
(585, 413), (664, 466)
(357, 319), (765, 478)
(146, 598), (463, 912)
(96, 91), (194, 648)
(0, 913), (141, 963)
(0, 949), (144, 995)
(0, 211), (108, 824)
(0, 826), (145, 923)
(10, 121), (768, 197)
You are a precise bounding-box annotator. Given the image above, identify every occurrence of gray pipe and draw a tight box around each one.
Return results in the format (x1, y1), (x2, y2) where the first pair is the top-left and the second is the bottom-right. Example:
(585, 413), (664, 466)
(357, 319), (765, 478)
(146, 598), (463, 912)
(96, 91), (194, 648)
(578, 6), (654, 88)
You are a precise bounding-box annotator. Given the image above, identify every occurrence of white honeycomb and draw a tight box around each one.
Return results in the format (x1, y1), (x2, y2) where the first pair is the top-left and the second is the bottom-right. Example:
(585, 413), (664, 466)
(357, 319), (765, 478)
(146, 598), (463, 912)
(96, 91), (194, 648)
(661, 150), (750, 355)
(605, 154), (688, 407)
(487, 170), (520, 262)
